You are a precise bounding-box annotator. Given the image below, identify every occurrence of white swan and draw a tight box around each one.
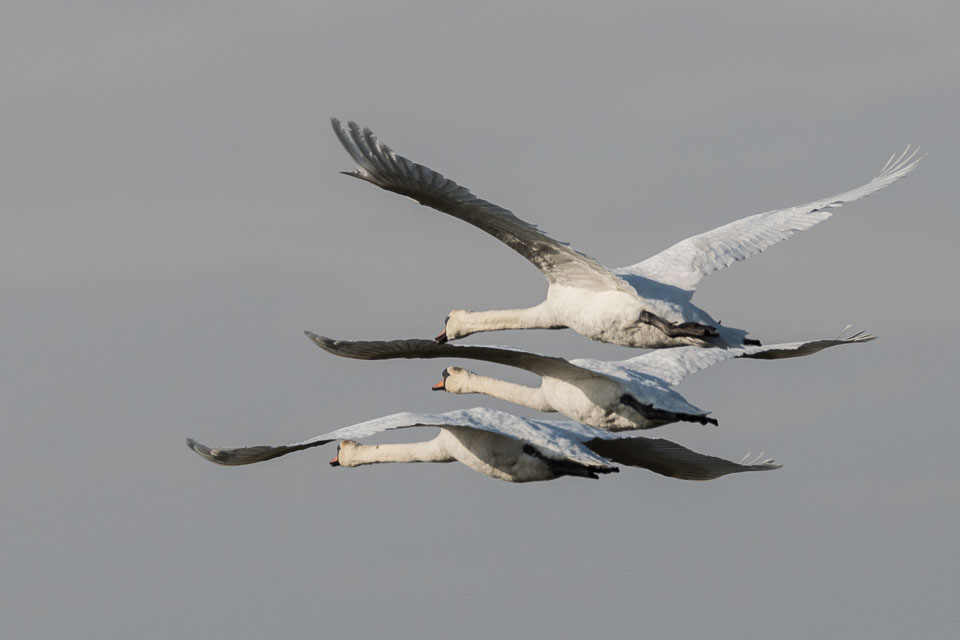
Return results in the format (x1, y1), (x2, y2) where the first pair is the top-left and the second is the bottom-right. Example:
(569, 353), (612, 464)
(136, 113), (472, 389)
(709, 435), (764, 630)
(187, 407), (780, 483)
(306, 329), (874, 431)
(332, 118), (920, 348)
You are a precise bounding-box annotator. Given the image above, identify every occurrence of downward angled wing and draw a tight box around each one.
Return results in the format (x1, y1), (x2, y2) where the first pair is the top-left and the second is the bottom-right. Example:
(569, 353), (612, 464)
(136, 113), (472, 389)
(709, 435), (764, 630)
(186, 408), (611, 468)
(332, 118), (632, 293)
(617, 147), (922, 292)
(579, 329), (876, 388)
(586, 437), (781, 481)
(306, 332), (597, 380)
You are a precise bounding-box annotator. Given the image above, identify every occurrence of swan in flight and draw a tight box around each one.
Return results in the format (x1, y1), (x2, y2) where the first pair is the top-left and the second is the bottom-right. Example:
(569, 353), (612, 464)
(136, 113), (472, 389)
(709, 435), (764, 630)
(306, 329), (874, 431)
(332, 118), (920, 348)
(187, 407), (780, 483)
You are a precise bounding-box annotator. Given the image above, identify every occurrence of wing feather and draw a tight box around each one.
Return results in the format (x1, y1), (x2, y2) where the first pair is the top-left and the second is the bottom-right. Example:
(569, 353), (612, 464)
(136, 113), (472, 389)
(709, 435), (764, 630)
(332, 118), (632, 293)
(617, 147), (922, 291)
(587, 436), (781, 481)
(305, 332), (594, 379)
(580, 329), (876, 387)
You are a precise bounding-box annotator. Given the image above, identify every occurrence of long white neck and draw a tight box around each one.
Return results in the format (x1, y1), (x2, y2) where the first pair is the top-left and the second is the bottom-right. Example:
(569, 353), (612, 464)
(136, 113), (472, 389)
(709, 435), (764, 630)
(338, 437), (454, 467)
(448, 371), (555, 412)
(446, 304), (558, 340)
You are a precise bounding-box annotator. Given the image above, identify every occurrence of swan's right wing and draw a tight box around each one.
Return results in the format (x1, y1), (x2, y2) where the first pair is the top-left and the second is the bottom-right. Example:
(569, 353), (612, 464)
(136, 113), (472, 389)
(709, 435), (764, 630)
(187, 408), (612, 469)
(586, 436), (781, 481)
(306, 332), (597, 380)
(583, 329), (876, 388)
(333, 119), (633, 293)
(617, 147), (922, 292)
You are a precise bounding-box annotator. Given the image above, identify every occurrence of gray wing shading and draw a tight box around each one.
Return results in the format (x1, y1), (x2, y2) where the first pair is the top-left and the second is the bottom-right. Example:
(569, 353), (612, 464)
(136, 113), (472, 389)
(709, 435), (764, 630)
(332, 118), (633, 293)
(616, 147), (922, 292)
(306, 332), (597, 380)
(586, 436), (781, 481)
(579, 329), (876, 388)
(187, 407), (612, 469)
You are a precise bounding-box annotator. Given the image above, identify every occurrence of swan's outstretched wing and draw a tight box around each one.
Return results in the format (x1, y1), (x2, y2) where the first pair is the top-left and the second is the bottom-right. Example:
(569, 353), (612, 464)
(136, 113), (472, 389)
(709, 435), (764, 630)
(306, 332), (597, 380)
(187, 408), (612, 469)
(577, 329), (876, 387)
(332, 118), (633, 293)
(586, 436), (781, 481)
(616, 148), (922, 292)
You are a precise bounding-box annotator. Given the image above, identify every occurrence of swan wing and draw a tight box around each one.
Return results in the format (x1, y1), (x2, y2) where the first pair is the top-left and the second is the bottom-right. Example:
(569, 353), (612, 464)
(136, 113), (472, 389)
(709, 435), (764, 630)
(332, 118), (633, 293)
(586, 329), (876, 387)
(587, 436), (781, 480)
(186, 407), (612, 469)
(306, 332), (598, 380)
(617, 147), (922, 292)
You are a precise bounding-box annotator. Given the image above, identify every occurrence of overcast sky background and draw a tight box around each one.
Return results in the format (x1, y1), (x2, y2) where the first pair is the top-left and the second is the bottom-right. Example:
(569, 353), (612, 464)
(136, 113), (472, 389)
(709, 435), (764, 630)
(4, 1), (959, 638)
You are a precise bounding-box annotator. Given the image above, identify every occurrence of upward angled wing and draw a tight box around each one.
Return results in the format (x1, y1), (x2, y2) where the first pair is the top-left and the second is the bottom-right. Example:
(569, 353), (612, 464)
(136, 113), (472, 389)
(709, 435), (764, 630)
(306, 332), (597, 380)
(577, 329), (876, 388)
(186, 408), (611, 469)
(332, 118), (633, 293)
(616, 147), (922, 292)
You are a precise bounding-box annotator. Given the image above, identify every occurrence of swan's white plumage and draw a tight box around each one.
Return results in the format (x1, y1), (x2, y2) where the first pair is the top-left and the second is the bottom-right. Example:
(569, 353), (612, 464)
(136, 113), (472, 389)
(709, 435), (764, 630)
(332, 118), (920, 348)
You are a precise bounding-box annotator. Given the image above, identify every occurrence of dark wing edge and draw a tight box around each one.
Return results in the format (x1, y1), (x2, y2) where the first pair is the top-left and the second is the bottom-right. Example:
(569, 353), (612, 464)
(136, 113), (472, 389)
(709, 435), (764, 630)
(186, 437), (332, 466)
(304, 332), (589, 378)
(740, 329), (877, 361)
(587, 436), (782, 481)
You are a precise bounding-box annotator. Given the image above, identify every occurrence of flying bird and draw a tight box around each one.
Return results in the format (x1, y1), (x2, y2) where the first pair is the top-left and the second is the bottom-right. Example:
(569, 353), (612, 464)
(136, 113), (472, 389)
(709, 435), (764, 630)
(187, 407), (780, 483)
(332, 118), (919, 348)
(306, 329), (874, 431)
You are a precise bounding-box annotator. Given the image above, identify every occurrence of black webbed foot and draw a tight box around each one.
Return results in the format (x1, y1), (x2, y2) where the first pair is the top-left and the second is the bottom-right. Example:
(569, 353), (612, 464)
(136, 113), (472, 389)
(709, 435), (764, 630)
(638, 311), (718, 339)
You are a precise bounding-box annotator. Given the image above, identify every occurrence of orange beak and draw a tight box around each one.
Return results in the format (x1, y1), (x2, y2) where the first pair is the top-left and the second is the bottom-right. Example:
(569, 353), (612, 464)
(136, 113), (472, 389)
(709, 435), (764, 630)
(431, 378), (446, 391)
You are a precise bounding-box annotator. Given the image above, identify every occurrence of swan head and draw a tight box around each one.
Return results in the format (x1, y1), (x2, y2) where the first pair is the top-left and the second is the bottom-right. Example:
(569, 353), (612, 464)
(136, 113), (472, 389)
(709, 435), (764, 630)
(430, 367), (471, 393)
(436, 310), (471, 343)
(330, 440), (359, 467)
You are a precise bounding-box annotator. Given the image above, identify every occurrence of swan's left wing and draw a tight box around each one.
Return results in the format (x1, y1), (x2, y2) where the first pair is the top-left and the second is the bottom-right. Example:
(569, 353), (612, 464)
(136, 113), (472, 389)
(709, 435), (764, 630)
(616, 147), (922, 292)
(333, 119), (633, 293)
(587, 436), (781, 481)
(580, 329), (876, 387)
(187, 408), (611, 469)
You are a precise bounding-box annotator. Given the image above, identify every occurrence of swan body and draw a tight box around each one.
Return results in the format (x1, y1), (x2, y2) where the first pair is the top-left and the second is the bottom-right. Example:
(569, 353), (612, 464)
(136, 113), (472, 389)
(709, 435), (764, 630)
(306, 329), (875, 431)
(332, 118), (920, 348)
(187, 407), (781, 483)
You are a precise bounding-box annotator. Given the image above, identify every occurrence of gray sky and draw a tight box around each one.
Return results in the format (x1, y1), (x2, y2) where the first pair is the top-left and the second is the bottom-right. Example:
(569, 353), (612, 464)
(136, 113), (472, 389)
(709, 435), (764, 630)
(3, 1), (959, 638)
